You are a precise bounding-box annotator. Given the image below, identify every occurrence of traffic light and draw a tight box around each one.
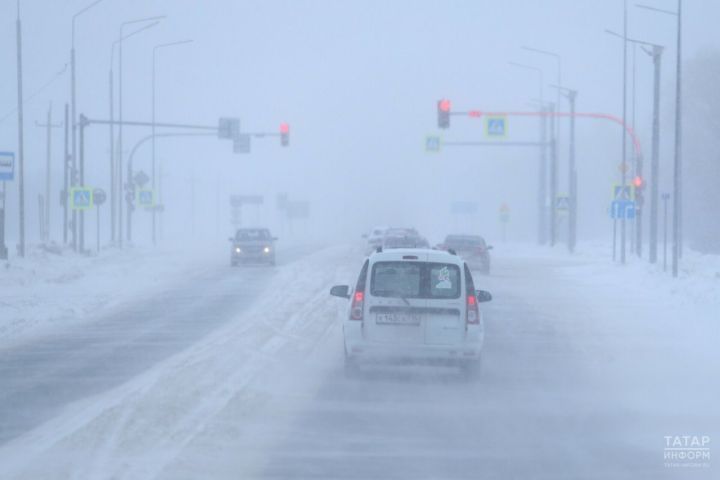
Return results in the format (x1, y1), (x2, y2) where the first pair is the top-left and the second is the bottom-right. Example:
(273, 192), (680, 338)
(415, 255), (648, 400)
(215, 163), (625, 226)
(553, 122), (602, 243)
(280, 123), (289, 147)
(437, 99), (451, 129)
(633, 176), (645, 206)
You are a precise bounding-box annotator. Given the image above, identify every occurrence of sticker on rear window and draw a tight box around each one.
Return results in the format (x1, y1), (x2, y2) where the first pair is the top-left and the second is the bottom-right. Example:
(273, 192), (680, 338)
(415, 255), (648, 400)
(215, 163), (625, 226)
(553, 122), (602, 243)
(435, 266), (452, 289)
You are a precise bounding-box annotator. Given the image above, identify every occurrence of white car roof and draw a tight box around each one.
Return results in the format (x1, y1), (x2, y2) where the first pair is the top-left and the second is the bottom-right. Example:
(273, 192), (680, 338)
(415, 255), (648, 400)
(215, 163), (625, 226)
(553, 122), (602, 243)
(369, 248), (462, 265)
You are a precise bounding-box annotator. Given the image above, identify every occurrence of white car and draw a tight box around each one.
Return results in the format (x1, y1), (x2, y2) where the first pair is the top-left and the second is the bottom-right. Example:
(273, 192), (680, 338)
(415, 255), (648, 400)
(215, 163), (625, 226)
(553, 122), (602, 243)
(362, 226), (388, 255)
(330, 248), (492, 378)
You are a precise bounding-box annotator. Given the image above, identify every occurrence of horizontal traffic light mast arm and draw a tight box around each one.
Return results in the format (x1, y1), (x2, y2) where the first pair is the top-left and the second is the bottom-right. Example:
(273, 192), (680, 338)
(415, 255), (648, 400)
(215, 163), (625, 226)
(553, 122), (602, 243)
(458, 109), (643, 158)
(80, 115), (218, 131)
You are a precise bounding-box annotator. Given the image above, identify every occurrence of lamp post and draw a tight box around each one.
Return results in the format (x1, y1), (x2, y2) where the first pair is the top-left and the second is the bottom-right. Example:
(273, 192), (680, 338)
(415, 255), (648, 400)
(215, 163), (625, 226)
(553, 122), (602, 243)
(636, 1), (682, 277)
(110, 21), (160, 245)
(117, 16), (165, 247)
(152, 39), (193, 245)
(551, 85), (578, 253)
(606, 29), (665, 263)
(509, 61), (548, 246)
(71, 0), (106, 252)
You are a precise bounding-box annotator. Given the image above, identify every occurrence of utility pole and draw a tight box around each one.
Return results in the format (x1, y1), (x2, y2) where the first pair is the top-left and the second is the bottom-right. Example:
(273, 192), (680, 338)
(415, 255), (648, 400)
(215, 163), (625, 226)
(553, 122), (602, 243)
(672, 0), (682, 277)
(35, 105), (63, 243)
(549, 102), (557, 247)
(63, 104), (70, 244)
(647, 45), (663, 263)
(539, 105), (548, 245)
(566, 90), (578, 252)
(16, 0), (26, 257)
(620, 0), (628, 264)
(636, 0), (683, 277)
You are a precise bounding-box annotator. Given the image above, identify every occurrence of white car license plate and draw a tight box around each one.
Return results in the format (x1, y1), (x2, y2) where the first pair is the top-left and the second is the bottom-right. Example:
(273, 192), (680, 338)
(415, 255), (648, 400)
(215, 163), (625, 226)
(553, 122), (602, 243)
(375, 313), (421, 326)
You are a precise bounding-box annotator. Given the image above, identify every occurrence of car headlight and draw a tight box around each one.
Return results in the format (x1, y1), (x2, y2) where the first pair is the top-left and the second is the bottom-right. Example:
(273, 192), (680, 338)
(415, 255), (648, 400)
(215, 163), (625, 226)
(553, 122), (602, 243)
(263, 246), (271, 254)
(235, 247), (242, 253)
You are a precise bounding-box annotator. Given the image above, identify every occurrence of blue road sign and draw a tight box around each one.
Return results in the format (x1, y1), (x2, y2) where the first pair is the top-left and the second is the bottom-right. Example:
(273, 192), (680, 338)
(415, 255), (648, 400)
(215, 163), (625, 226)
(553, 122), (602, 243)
(485, 116), (507, 137)
(425, 135), (441, 152)
(137, 189), (155, 207)
(610, 200), (636, 219)
(0, 151), (15, 181)
(70, 187), (93, 210)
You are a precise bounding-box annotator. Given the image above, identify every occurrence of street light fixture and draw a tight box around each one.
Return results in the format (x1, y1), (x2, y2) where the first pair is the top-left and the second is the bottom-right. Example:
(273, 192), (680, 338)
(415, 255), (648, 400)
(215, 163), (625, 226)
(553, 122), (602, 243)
(109, 21), (160, 244)
(70, 0), (107, 252)
(636, 1), (682, 278)
(509, 62), (549, 246)
(117, 15), (166, 247)
(152, 39), (193, 245)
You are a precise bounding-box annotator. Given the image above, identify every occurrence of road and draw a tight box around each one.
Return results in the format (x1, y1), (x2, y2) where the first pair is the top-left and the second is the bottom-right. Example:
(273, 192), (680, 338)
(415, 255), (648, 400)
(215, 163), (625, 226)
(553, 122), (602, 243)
(0, 245), (717, 479)
(0, 245), (314, 446)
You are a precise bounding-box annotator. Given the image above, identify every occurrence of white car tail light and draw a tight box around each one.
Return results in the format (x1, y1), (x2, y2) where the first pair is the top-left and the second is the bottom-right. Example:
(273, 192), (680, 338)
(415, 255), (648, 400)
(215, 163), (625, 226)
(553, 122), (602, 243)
(466, 293), (479, 325)
(350, 291), (364, 321)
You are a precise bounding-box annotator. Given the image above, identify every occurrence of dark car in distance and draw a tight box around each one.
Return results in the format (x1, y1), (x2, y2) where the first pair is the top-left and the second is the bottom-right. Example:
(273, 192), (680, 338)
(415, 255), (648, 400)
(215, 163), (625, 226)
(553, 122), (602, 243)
(229, 228), (277, 266)
(438, 234), (492, 274)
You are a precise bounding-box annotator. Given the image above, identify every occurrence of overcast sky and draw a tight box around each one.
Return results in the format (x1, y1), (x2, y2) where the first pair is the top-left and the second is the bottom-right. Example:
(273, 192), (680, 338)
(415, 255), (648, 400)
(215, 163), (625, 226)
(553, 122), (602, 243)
(1, 0), (718, 245)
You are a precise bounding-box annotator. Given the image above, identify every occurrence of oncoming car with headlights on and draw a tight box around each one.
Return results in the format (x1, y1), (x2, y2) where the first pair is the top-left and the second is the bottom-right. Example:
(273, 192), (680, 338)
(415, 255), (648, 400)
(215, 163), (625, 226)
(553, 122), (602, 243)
(330, 248), (492, 379)
(229, 228), (277, 266)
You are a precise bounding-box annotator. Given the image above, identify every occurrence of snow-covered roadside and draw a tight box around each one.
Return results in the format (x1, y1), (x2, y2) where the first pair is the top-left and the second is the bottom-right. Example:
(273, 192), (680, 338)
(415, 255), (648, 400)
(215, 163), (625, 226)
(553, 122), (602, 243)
(0, 244), (356, 480)
(493, 240), (720, 311)
(0, 245), (221, 346)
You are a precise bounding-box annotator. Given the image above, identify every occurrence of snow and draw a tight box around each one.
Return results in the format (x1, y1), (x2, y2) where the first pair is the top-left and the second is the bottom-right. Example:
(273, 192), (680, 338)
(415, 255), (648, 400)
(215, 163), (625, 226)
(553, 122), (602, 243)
(0, 241), (717, 479)
(0, 244), (219, 346)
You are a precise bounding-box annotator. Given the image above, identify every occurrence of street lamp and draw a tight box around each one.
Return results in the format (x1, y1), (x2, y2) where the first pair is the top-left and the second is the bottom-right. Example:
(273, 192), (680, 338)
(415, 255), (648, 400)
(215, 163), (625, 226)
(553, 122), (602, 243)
(636, 1), (682, 277)
(606, 28), (664, 263)
(551, 84), (578, 253)
(509, 62), (549, 246)
(152, 39), (193, 245)
(71, 0), (106, 252)
(109, 21), (159, 244)
(521, 45), (562, 146)
(117, 15), (165, 247)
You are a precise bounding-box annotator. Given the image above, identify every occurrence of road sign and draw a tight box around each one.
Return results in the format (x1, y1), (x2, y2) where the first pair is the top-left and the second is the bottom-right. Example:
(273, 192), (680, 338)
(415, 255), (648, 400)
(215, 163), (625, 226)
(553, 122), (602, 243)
(610, 200), (636, 219)
(70, 187), (93, 210)
(485, 115), (507, 138)
(93, 188), (107, 206)
(218, 117), (240, 140)
(133, 170), (150, 188)
(230, 194), (263, 207)
(451, 201), (478, 215)
(613, 184), (635, 201)
(137, 189), (155, 208)
(555, 195), (570, 213)
(233, 133), (251, 154)
(499, 202), (510, 214)
(0, 152), (15, 181)
(425, 135), (441, 152)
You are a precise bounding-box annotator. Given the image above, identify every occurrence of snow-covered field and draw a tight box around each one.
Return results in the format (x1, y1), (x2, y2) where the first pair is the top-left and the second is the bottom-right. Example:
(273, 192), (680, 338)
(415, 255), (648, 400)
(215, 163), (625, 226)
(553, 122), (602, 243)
(0, 242), (717, 479)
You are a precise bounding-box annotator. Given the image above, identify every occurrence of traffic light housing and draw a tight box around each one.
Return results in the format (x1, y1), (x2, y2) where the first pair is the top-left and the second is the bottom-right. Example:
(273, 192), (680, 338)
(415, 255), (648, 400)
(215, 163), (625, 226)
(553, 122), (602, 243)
(280, 123), (289, 147)
(633, 176), (645, 206)
(437, 99), (451, 129)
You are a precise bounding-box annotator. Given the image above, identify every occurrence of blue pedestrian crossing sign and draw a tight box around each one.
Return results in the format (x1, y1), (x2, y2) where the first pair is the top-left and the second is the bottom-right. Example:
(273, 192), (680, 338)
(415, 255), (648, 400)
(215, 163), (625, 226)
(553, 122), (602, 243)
(612, 183), (635, 201)
(425, 135), (441, 152)
(70, 187), (93, 210)
(137, 189), (155, 208)
(485, 115), (507, 138)
(610, 200), (636, 219)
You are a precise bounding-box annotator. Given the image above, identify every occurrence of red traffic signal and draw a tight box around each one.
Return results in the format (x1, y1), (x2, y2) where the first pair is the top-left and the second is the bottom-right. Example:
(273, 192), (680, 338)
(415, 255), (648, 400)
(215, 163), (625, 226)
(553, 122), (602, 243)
(437, 99), (451, 129)
(633, 176), (644, 189)
(280, 123), (289, 147)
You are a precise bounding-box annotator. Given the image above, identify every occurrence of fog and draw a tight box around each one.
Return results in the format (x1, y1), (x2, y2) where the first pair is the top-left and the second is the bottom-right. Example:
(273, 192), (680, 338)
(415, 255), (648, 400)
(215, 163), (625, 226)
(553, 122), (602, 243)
(0, 1), (718, 479)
